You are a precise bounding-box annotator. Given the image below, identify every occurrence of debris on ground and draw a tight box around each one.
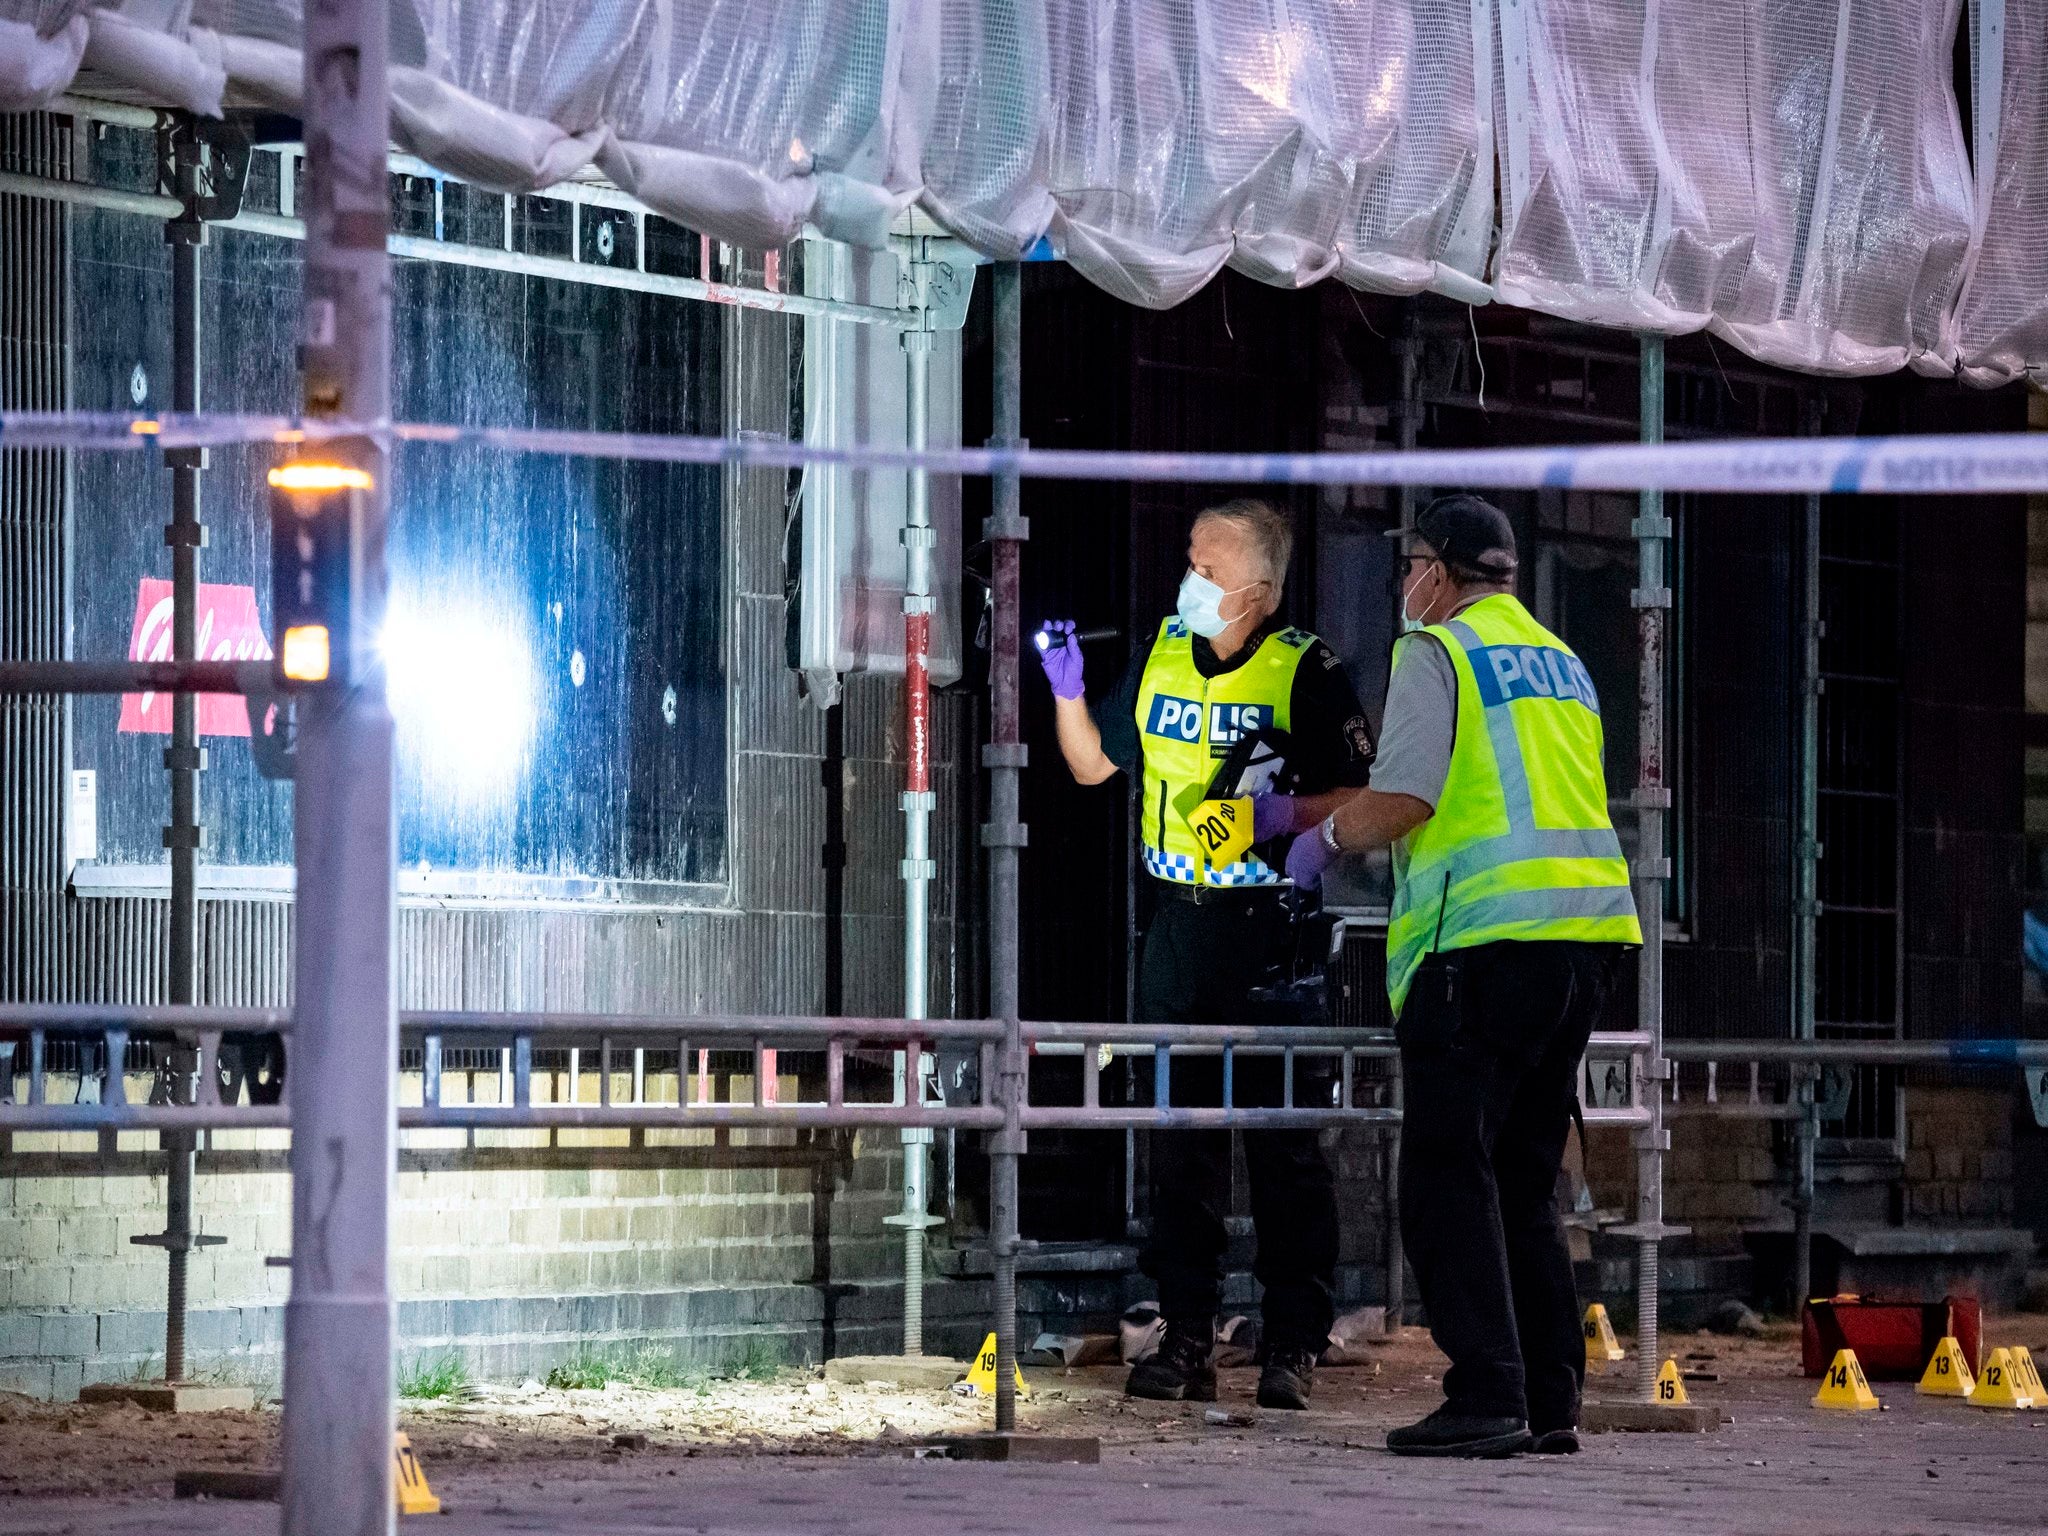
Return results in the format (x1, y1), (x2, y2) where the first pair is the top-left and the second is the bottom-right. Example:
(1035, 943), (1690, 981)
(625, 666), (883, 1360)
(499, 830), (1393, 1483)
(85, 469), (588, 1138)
(1, 1316), (2040, 1501)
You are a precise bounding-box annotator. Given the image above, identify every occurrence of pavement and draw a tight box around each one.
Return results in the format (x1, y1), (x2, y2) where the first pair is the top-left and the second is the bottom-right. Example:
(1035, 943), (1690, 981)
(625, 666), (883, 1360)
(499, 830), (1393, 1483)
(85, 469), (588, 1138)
(4, 1373), (2044, 1535)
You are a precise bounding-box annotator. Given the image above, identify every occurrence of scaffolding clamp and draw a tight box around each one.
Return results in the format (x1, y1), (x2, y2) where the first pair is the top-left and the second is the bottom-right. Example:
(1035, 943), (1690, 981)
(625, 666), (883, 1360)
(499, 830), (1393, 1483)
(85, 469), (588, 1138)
(1629, 585), (1673, 610)
(980, 821), (1029, 850)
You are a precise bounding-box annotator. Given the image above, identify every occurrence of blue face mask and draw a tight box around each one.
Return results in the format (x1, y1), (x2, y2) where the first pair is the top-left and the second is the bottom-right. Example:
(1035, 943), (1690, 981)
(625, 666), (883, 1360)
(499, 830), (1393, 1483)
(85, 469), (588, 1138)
(1177, 570), (1259, 639)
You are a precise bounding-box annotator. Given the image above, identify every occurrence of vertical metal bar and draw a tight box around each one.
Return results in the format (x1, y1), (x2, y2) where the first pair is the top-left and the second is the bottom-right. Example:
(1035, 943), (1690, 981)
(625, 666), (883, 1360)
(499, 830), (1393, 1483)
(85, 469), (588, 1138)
(895, 242), (939, 1359)
(824, 703), (846, 1014)
(104, 1028), (129, 1107)
(632, 1046), (645, 1106)
(513, 1035), (532, 1109)
(422, 1034), (441, 1110)
(1792, 446), (1822, 1312)
(1630, 333), (1673, 1402)
(827, 1040), (845, 1109)
(161, 119), (207, 1387)
(1083, 1045), (1101, 1110)
(1282, 1046), (1295, 1109)
(599, 1038), (611, 1107)
(984, 261), (1028, 1435)
(1222, 1043), (1235, 1110)
(283, 0), (398, 1525)
(1384, 298), (1421, 1336)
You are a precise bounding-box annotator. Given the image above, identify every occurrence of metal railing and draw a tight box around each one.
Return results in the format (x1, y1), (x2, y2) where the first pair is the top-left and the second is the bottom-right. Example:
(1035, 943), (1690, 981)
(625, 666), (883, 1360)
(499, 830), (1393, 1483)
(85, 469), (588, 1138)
(0, 1004), (1408, 1134)
(16, 1003), (2040, 1366)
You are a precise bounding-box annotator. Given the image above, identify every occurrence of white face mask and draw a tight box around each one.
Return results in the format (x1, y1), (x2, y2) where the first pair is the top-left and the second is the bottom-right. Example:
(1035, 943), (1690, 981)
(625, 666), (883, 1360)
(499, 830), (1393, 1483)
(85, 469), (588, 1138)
(1177, 569), (1259, 639)
(1400, 561), (1436, 633)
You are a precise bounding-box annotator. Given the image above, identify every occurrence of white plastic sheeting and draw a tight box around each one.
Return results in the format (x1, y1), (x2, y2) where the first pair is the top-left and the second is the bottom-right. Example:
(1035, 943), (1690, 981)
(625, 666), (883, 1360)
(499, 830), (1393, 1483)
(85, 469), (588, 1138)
(2, 1), (2044, 382)
(0, 3), (89, 109)
(1035, 1), (1495, 307)
(796, 239), (964, 700)
(1493, 0), (1975, 376)
(1953, 0), (2048, 386)
(2, 0), (222, 114)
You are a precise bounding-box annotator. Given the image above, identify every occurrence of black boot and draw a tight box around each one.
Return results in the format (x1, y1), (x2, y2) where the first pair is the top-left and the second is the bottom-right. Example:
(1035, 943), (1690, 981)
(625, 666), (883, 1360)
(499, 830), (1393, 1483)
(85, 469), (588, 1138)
(1255, 1347), (1316, 1411)
(1385, 1405), (1533, 1458)
(1125, 1321), (1217, 1402)
(1529, 1428), (1580, 1454)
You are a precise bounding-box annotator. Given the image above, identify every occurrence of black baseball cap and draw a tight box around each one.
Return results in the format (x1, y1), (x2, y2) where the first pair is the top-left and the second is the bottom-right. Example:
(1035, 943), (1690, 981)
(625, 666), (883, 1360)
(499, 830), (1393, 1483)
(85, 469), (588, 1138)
(1392, 494), (1518, 580)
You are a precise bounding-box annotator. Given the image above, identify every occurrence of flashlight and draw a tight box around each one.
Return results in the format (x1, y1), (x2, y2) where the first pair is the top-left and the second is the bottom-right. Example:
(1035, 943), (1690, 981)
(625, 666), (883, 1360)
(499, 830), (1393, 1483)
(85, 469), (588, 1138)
(1034, 624), (1120, 651)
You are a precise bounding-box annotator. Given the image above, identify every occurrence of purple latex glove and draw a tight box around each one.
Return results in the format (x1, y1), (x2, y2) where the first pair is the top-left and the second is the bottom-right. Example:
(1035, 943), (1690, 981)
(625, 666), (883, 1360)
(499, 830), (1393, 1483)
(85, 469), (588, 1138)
(1252, 792), (1301, 842)
(1035, 619), (1085, 700)
(1285, 821), (1337, 890)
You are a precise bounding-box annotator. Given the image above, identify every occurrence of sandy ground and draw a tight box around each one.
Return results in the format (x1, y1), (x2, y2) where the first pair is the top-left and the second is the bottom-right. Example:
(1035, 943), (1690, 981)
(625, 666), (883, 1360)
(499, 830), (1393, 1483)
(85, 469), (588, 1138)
(4, 1316), (2047, 1506)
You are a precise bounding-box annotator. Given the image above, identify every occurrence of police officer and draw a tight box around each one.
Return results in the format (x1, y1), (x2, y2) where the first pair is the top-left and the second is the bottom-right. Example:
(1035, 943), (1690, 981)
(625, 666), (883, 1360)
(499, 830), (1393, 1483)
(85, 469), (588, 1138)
(1037, 498), (1374, 1411)
(1279, 494), (1641, 1457)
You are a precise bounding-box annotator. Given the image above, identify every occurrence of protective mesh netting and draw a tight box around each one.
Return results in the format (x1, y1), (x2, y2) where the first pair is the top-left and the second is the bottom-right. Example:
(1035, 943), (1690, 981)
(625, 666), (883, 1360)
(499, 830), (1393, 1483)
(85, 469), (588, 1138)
(1, 0), (2041, 382)
(1952, 0), (2048, 385)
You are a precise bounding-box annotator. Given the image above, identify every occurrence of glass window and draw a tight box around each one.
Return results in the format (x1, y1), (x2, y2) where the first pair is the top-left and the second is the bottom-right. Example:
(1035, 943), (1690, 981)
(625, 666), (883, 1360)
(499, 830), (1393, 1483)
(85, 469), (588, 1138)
(69, 199), (727, 896)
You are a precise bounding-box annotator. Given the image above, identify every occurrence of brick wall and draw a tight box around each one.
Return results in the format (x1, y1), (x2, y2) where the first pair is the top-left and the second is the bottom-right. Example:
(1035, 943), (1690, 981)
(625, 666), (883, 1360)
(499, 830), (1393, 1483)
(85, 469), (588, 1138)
(1901, 1086), (2015, 1225)
(1, 1083), (925, 1399)
(2, 1061), (924, 1397)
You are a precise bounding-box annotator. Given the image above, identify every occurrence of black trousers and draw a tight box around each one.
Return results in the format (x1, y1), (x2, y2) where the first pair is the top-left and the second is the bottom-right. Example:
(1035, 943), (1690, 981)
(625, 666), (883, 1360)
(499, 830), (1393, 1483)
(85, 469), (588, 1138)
(1396, 939), (1622, 1429)
(1134, 892), (1338, 1355)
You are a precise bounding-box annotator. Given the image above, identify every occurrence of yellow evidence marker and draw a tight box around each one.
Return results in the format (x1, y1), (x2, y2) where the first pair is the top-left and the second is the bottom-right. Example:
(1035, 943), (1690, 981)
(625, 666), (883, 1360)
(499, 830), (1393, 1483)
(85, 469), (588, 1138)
(1583, 1304), (1625, 1369)
(1812, 1348), (1881, 1411)
(1185, 796), (1254, 869)
(394, 1431), (441, 1517)
(1653, 1358), (1690, 1406)
(1970, 1347), (2040, 1410)
(1916, 1336), (1975, 1397)
(962, 1332), (1031, 1399)
(2010, 1345), (2047, 1401)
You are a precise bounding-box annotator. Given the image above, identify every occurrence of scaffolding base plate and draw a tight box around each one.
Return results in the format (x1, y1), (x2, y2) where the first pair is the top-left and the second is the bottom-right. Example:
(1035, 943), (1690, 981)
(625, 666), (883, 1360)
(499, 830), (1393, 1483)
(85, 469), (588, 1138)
(824, 1355), (965, 1390)
(919, 1434), (1100, 1464)
(82, 1382), (256, 1414)
(174, 1469), (279, 1501)
(1580, 1399), (1718, 1434)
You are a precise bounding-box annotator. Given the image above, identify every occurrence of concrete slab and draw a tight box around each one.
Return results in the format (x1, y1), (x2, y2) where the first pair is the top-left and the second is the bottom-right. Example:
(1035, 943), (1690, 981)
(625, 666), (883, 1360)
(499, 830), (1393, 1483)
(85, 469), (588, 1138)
(78, 1383), (257, 1414)
(1580, 1397), (1719, 1433)
(824, 1356), (965, 1389)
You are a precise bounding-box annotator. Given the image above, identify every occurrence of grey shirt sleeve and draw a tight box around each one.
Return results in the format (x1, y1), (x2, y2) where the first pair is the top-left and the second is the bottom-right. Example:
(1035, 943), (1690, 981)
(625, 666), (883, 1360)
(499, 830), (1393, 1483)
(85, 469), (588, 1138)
(1367, 635), (1457, 809)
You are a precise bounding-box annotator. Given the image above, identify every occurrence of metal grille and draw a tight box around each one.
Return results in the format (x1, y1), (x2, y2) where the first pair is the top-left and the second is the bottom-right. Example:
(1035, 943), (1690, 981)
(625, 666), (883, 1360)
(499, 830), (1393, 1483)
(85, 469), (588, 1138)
(1816, 503), (1904, 1149)
(1, 114), (72, 1003)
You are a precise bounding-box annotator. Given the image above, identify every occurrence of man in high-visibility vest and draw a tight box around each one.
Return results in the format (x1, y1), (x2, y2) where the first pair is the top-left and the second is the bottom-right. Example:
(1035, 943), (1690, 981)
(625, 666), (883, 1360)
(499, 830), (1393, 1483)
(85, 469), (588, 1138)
(1279, 494), (1640, 1458)
(1037, 498), (1374, 1410)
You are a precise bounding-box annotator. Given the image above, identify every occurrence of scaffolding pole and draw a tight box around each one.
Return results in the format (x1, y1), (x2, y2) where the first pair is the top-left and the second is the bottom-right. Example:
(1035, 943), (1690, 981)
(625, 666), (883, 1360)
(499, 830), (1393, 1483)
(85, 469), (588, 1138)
(984, 262), (1029, 1435)
(281, 1), (399, 1530)
(1622, 333), (1681, 1401)
(889, 243), (939, 1356)
(1792, 448), (1824, 1309)
(129, 117), (220, 1386)
(1384, 297), (1422, 1334)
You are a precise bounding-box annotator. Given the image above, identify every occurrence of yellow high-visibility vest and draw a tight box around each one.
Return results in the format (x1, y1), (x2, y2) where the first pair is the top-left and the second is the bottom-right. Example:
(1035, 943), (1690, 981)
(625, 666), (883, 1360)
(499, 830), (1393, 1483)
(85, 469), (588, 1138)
(1135, 618), (1315, 886)
(1387, 594), (1641, 1014)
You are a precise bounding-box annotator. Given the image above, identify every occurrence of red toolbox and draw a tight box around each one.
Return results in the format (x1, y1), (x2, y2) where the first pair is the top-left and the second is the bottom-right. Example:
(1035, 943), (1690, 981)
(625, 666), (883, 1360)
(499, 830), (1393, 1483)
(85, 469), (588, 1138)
(1801, 1295), (1982, 1380)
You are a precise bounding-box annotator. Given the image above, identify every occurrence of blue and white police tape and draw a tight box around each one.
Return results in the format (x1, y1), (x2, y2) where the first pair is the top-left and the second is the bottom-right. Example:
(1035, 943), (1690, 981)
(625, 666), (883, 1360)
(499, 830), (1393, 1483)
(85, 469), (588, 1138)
(6, 410), (2048, 496)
